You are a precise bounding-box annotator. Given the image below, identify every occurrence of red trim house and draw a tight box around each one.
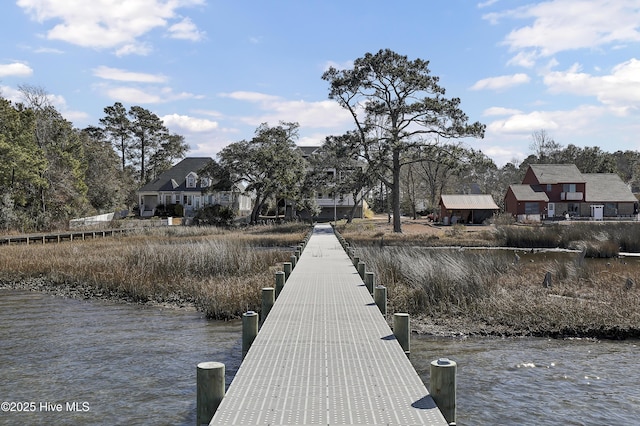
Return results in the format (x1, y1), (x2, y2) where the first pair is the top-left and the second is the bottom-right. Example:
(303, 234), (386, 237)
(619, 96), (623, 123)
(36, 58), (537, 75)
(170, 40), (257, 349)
(505, 164), (638, 221)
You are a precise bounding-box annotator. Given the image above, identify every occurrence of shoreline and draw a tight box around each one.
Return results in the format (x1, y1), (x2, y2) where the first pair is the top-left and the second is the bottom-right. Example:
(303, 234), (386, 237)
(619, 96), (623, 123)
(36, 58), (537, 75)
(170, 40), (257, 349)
(0, 276), (199, 312)
(3, 276), (637, 340)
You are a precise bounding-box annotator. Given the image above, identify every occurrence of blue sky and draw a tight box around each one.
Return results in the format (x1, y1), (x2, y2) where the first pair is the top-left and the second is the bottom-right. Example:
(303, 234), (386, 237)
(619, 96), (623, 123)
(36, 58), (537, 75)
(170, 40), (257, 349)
(1, 0), (639, 166)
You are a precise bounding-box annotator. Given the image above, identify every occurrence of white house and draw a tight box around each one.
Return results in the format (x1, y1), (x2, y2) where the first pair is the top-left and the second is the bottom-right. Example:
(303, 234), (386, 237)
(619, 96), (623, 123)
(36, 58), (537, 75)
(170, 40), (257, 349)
(137, 157), (252, 218)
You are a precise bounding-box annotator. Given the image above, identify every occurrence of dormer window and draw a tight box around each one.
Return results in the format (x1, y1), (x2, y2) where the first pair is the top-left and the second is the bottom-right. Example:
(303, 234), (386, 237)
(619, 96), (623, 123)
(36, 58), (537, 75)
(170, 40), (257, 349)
(186, 172), (197, 188)
(201, 177), (210, 188)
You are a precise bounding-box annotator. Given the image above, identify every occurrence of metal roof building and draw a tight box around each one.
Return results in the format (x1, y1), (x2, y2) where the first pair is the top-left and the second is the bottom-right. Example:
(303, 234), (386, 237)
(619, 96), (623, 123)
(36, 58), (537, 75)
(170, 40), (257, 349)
(439, 194), (499, 224)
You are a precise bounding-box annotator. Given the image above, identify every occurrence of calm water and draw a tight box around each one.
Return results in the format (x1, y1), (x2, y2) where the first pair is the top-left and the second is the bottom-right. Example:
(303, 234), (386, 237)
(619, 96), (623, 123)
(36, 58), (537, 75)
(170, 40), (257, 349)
(0, 289), (242, 425)
(1, 289), (639, 425)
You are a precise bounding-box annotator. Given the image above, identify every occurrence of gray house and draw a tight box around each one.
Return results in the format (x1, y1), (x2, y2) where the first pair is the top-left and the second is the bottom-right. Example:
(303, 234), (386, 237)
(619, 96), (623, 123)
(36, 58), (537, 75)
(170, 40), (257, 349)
(137, 157), (252, 219)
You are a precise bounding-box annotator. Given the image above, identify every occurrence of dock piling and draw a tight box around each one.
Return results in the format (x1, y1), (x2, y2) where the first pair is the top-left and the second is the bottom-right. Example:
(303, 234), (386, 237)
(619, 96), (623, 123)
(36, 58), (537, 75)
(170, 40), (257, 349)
(365, 272), (375, 294)
(261, 287), (275, 322)
(393, 313), (410, 357)
(242, 311), (259, 358)
(283, 262), (292, 281)
(374, 285), (387, 315)
(357, 261), (366, 279)
(196, 361), (225, 426)
(275, 271), (285, 298)
(430, 358), (457, 424)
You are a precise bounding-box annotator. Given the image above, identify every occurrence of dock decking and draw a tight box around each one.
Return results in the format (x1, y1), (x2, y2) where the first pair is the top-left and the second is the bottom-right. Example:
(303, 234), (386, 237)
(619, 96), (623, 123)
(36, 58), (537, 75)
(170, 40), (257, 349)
(210, 224), (447, 425)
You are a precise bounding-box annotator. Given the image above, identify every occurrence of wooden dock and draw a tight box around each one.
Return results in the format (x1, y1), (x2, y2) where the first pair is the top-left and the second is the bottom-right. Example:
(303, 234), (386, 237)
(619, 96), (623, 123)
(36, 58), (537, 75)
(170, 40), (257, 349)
(210, 224), (448, 425)
(0, 228), (132, 245)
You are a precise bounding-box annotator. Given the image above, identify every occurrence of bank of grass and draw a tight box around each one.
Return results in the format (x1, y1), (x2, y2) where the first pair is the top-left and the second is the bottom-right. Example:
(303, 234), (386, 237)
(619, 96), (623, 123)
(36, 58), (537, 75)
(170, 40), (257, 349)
(496, 222), (640, 255)
(339, 218), (640, 256)
(359, 246), (640, 338)
(0, 223), (309, 319)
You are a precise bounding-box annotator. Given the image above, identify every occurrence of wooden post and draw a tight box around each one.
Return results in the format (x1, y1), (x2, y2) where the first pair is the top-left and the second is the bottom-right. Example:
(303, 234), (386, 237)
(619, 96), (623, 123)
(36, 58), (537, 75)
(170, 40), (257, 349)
(357, 261), (366, 279)
(393, 313), (410, 357)
(374, 285), (387, 315)
(283, 262), (292, 281)
(275, 271), (285, 299)
(196, 361), (225, 426)
(365, 272), (375, 294)
(261, 287), (275, 322)
(543, 271), (552, 288)
(430, 358), (457, 424)
(353, 255), (360, 268)
(290, 254), (297, 269)
(242, 311), (259, 359)
(295, 248), (301, 261)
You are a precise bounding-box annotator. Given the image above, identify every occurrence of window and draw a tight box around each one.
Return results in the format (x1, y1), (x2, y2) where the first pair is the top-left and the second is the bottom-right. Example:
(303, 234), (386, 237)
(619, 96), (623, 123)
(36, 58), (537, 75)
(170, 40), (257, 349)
(200, 177), (210, 188)
(562, 183), (577, 193)
(186, 172), (197, 188)
(525, 202), (539, 214)
(546, 184), (552, 192)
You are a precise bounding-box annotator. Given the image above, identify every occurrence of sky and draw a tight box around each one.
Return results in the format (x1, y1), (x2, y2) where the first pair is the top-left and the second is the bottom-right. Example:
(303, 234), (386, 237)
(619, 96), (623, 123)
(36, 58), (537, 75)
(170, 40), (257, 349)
(1, 0), (639, 167)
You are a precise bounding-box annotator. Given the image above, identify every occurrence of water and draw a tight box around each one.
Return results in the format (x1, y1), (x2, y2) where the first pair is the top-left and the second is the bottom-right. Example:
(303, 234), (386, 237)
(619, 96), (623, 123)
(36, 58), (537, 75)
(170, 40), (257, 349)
(411, 336), (640, 425)
(2, 290), (639, 425)
(0, 290), (242, 425)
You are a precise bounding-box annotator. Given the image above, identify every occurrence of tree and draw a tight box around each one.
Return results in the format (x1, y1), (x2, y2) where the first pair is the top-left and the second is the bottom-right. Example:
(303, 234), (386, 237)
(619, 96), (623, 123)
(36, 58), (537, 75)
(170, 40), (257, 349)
(99, 102), (131, 171)
(128, 106), (166, 184)
(17, 85), (90, 228)
(311, 132), (375, 223)
(529, 129), (561, 163)
(218, 122), (306, 224)
(322, 49), (485, 232)
(148, 133), (189, 180)
(79, 127), (127, 212)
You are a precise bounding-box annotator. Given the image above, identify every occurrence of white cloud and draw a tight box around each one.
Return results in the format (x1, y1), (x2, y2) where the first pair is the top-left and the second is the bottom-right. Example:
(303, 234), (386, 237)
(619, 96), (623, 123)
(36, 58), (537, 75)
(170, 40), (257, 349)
(103, 85), (202, 104)
(506, 51), (538, 68)
(323, 60), (354, 71)
(93, 66), (168, 83)
(16, 0), (205, 54)
(543, 58), (640, 113)
(488, 0), (640, 65)
(483, 106), (523, 116)
(115, 43), (153, 57)
(478, 0), (500, 8)
(471, 73), (530, 90)
(219, 91), (352, 129)
(482, 145), (526, 166)
(0, 62), (33, 77)
(0, 85), (23, 102)
(486, 105), (604, 135)
(161, 113), (218, 132)
(168, 17), (205, 41)
(220, 91), (281, 102)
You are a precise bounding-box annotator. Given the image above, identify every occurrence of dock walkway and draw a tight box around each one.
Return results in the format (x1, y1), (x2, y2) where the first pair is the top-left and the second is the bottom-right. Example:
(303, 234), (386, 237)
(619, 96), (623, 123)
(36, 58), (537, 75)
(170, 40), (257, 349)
(210, 224), (447, 425)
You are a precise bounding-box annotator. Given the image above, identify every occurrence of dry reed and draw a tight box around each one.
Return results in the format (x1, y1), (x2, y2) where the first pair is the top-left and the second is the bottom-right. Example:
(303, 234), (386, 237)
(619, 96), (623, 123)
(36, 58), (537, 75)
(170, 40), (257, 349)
(0, 224), (309, 319)
(358, 246), (640, 338)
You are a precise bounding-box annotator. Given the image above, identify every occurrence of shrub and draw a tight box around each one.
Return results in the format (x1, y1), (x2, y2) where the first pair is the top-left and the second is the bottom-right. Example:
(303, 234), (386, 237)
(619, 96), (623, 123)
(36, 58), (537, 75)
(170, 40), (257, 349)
(193, 204), (235, 227)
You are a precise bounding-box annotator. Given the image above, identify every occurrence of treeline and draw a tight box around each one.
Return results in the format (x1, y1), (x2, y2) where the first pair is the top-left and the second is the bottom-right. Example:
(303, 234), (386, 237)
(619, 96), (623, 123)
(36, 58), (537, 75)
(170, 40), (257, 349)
(0, 86), (187, 231)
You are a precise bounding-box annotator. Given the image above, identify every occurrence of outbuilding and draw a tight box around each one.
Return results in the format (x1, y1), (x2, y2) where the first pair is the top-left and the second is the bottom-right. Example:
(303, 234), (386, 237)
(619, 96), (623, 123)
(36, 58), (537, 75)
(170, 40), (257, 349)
(439, 194), (499, 225)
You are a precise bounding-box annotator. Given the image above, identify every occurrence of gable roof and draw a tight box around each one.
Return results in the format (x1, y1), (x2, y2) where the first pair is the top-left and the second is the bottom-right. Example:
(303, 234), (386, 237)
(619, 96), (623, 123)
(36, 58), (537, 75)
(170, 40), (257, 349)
(528, 164), (584, 184)
(440, 194), (499, 210)
(583, 173), (637, 203)
(297, 146), (321, 158)
(507, 184), (549, 202)
(138, 157), (214, 192)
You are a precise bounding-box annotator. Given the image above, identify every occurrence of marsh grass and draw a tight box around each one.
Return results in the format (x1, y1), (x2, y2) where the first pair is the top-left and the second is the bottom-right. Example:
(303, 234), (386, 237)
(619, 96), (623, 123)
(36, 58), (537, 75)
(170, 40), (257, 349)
(496, 222), (640, 255)
(359, 246), (640, 338)
(0, 225), (308, 319)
